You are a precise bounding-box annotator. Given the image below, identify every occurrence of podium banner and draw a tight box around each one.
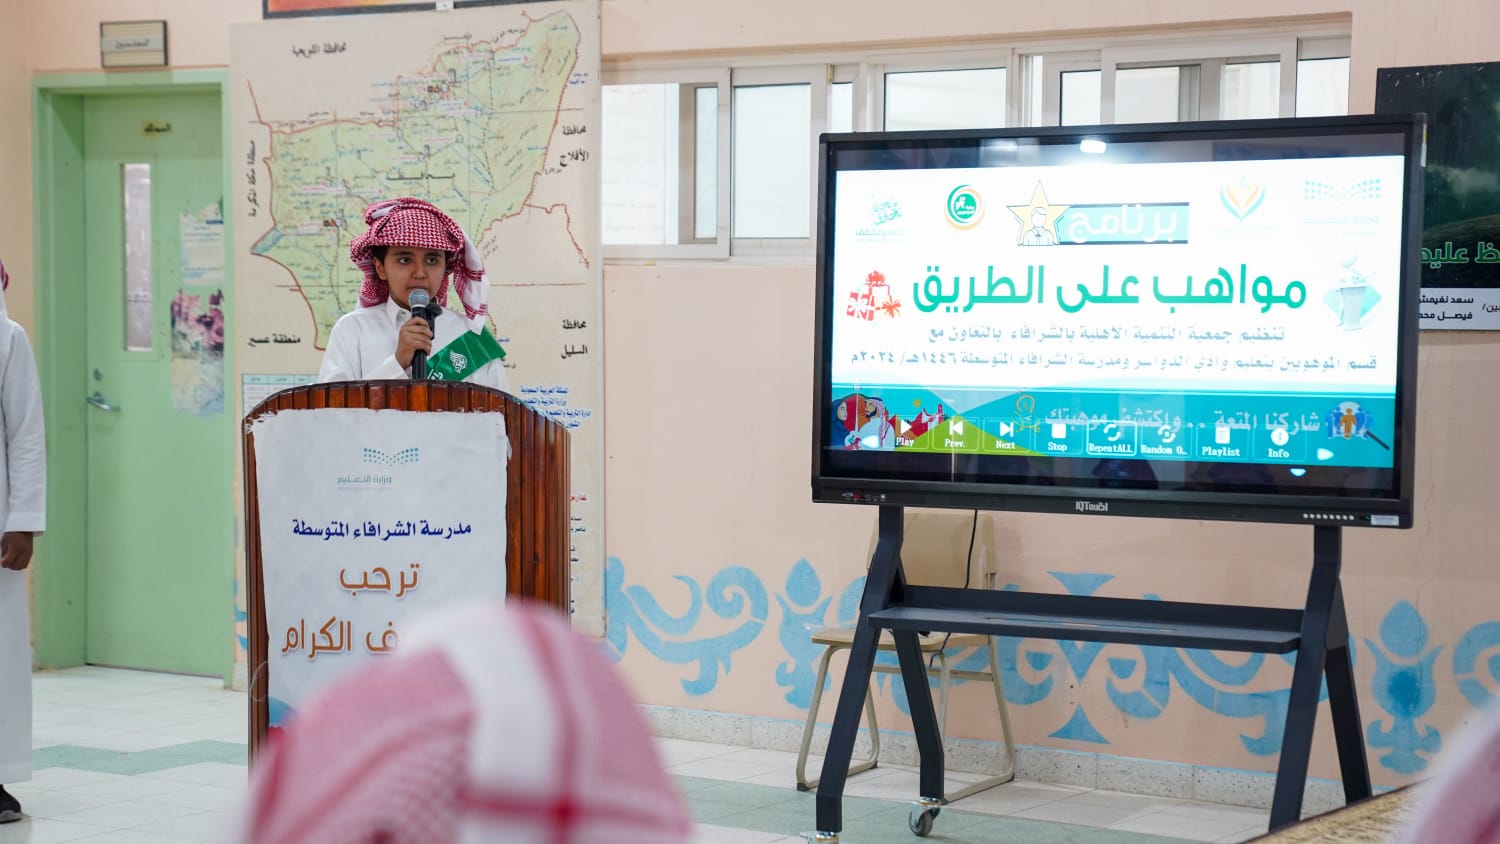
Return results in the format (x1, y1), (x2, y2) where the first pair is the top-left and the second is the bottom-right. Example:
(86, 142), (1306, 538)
(250, 407), (508, 727)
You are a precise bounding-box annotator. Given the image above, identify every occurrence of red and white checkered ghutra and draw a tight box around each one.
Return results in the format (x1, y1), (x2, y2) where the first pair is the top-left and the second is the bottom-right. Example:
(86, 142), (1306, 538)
(240, 603), (691, 844)
(349, 197), (490, 330)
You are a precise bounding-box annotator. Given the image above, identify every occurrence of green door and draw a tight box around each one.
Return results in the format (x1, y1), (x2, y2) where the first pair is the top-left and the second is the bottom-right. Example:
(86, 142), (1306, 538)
(82, 92), (231, 675)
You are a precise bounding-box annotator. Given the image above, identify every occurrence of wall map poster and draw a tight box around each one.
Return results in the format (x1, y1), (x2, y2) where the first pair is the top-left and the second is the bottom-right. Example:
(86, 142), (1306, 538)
(265, 0), (542, 20)
(230, 0), (604, 655)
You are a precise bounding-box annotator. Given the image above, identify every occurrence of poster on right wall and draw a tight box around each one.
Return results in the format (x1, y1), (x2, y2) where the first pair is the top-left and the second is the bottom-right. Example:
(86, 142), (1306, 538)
(1376, 61), (1500, 330)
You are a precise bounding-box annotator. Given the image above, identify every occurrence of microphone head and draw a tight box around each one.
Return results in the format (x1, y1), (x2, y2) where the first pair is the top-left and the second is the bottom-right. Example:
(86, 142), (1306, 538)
(407, 288), (431, 310)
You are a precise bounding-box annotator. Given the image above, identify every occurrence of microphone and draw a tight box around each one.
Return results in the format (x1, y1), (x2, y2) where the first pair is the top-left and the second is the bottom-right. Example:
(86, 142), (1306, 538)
(407, 289), (439, 380)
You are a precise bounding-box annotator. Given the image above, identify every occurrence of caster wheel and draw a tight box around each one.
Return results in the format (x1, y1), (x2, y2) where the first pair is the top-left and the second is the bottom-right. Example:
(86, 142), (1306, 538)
(908, 806), (939, 837)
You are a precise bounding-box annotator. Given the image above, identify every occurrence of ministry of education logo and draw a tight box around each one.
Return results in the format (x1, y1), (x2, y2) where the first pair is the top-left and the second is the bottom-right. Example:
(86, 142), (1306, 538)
(363, 447), (420, 466)
(946, 185), (983, 230)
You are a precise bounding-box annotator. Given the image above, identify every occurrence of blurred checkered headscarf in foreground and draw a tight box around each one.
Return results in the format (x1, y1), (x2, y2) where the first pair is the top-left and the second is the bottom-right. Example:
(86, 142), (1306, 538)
(240, 602), (691, 844)
(1396, 699), (1500, 843)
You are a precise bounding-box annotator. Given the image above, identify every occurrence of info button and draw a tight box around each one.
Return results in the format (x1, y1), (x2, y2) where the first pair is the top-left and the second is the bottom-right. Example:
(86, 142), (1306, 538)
(984, 418), (1034, 453)
(1259, 426), (1307, 461)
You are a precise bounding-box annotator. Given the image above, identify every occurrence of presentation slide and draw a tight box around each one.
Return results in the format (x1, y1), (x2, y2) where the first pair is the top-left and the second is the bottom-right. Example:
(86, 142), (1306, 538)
(828, 154), (1406, 476)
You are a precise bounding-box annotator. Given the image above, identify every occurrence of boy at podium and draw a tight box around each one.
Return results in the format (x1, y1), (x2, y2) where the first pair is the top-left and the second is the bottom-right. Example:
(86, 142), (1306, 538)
(318, 198), (510, 391)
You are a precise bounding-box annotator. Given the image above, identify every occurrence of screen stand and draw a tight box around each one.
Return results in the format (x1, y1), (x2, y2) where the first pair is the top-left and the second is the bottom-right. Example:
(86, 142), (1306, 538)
(1271, 523), (1371, 827)
(807, 508), (1370, 842)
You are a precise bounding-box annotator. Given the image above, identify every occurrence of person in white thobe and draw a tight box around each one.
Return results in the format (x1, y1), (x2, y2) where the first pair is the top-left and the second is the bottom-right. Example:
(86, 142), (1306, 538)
(0, 260), (47, 822)
(318, 295), (510, 393)
(317, 198), (511, 394)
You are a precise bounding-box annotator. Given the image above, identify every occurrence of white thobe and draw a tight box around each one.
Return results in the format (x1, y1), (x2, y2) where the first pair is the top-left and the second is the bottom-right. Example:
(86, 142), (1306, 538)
(0, 308), (46, 785)
(317, 298), (511, 394)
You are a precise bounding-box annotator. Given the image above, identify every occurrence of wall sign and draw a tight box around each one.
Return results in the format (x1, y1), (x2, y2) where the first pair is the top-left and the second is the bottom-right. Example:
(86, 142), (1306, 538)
(101, 20), (168, 69)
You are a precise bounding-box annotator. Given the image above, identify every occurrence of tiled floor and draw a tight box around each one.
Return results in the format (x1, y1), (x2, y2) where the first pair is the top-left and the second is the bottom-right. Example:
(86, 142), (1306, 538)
(0, 667), (1274, 843)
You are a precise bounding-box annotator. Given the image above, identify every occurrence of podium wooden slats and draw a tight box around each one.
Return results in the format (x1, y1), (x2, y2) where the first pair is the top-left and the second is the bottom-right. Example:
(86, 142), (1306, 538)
(241, 380), (570, 758)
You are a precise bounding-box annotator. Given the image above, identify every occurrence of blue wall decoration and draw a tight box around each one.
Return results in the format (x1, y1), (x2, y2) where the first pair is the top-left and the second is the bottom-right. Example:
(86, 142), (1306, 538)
(1453, 620), (1500, 709)
(604, 556), (768, 695)
(775, 559), (834, 708)
(1365, 600), (1442, 774)
(605, 554), (1500, 775)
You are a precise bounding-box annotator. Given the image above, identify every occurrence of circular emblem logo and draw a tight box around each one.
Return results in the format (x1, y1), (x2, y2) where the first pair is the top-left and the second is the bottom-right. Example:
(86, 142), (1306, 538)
(946, 185), (983, 230)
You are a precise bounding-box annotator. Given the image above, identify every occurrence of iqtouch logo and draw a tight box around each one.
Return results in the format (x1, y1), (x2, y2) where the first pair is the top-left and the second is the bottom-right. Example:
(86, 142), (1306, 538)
(946, 185), (983, 230)
(1075, 500), (1109, 513)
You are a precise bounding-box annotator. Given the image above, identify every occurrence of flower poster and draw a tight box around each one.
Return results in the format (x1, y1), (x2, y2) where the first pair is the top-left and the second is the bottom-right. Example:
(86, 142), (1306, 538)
(170, 289), (226, 416)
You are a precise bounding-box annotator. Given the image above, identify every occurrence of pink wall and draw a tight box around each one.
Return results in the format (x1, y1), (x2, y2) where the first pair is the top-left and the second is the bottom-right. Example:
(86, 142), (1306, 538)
(7, 0), (1500, 790)
(0, 2), (32, 325)
(28, 0), (260, 71)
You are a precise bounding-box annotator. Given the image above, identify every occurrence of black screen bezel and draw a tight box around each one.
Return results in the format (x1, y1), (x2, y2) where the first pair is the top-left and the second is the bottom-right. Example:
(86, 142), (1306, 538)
(810, 115), (1425, 528)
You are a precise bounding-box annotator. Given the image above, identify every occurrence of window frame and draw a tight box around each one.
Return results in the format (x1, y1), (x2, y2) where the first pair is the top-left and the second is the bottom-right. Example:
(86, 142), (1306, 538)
(598, 27), (1350, 264)
(1292, 36), (1353, 117)
(1033, 50), (1101, 126)
(1099, 36), (1297, 122)
(862, 49), (1015, 132)
(601, 66), (731, 261)
(727, 64), (828, 255)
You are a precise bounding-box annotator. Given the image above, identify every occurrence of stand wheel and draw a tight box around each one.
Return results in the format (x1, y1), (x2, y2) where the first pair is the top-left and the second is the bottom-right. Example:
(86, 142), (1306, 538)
(908, 806), (940, 837)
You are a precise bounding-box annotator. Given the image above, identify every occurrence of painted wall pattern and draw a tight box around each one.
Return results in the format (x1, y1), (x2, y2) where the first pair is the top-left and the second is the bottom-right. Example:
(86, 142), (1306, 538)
(606, 555), (1500, 780)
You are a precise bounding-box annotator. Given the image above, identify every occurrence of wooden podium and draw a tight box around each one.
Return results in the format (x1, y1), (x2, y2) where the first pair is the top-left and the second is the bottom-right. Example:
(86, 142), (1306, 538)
(241, 380), (571, 757)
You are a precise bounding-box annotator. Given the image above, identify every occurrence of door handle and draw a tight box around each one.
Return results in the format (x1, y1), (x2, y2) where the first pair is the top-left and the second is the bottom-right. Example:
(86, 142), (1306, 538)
(87, 391), (121, 412)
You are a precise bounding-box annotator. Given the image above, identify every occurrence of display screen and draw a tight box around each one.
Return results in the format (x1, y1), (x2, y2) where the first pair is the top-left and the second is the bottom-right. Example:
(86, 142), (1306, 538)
(812, 117), (1424, 527)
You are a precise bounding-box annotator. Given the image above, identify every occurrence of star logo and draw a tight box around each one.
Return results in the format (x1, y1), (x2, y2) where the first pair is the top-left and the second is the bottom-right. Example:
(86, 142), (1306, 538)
(1007, 182), (1069, 246)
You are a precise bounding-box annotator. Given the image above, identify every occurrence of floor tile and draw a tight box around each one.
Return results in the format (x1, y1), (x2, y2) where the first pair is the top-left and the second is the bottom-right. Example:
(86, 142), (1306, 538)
(672, 756), (788, 783)
(0, 789), (121, 821)
(1069, 789), (1189, 812)
(23, 768), (118, 791)
(46, 800), (202, 831)
(1109, 807), (1255, 842)
(1157, 803), (1268, 826)
(137, 784), (242, 812)
(1212, 827), (1266, 844)
(714, 748), (802, 772)
(16, 668), (1312, 844)
(1014, 799), (1157, 827)
(70, 831), (201, 844)
(133, 808), (239, 840)
(0, 819), (116, 844)
(692, 824), (793, 844)
(138, 762), (247, 786)
(660, 737), (737, 766)
(62, 775), (192, 802)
